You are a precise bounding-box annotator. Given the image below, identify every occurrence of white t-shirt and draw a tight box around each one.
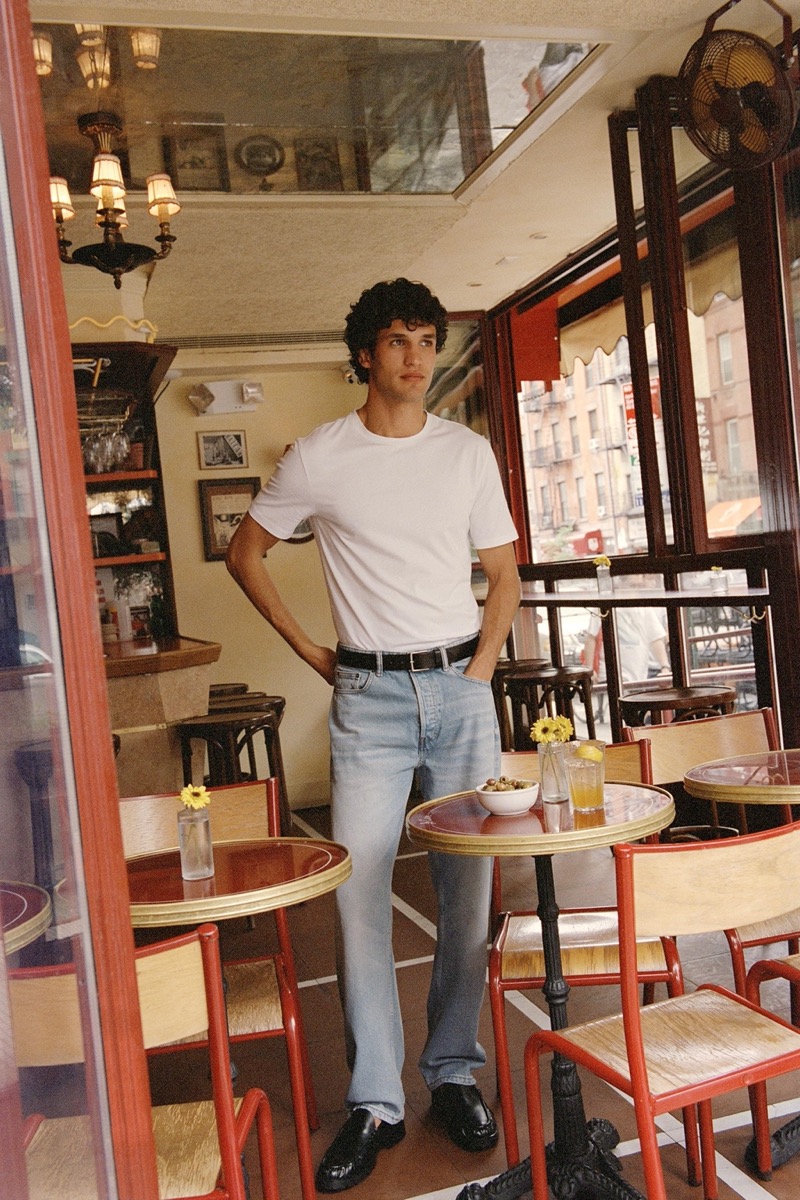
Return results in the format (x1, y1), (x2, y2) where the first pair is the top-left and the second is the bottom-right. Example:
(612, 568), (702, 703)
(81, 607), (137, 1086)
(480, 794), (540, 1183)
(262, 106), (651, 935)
(588, 607), (668, 685)
(248, 410), (517, 651)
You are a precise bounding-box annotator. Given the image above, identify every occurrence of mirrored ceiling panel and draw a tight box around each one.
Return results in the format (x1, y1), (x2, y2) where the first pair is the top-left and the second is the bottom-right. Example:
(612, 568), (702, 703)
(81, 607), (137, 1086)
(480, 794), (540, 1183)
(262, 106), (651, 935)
(34, 25), (595, 196)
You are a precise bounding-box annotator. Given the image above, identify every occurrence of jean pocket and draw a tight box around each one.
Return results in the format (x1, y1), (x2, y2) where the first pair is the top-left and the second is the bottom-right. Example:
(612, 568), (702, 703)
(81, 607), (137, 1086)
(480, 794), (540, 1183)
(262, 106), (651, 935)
(448, 661), (491, 688)
(333, 664), (374, 694)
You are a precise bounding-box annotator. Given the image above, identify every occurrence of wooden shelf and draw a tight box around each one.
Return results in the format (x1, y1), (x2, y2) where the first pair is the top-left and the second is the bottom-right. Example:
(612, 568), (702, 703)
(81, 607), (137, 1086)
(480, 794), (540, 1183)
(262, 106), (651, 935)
(75, 341), (178, 643)
(93, 552), (166, 568)
(84, 470), (158, 486)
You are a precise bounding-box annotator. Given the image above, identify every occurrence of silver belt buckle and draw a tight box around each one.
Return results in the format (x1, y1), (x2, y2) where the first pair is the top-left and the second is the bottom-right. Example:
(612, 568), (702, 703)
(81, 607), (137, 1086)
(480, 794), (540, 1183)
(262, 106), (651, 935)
(410, 649), (435, 672)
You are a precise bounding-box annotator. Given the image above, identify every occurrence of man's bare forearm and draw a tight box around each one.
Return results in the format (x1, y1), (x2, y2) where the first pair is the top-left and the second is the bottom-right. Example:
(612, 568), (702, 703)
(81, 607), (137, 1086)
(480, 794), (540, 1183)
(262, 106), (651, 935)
(468, 543), (521, 680)
(226, 514), (336, 682)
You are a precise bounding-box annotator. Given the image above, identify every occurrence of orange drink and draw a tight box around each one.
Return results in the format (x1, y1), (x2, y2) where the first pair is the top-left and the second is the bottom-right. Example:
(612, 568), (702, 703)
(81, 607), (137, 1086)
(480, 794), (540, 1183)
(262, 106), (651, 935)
(566, 742), (605, 811)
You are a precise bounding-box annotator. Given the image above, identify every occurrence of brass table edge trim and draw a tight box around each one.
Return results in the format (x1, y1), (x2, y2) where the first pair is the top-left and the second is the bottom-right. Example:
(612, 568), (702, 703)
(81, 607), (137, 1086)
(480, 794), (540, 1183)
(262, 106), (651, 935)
(683, 779), (796, 805)
(129, 849), (351, 928)
(406, 789), (674, 856)
(3, 890), (52, 955)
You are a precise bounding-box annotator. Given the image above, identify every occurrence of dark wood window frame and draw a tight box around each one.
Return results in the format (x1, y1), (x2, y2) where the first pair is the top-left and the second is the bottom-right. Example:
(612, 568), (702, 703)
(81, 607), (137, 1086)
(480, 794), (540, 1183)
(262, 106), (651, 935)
(0, 3), (158, 1196)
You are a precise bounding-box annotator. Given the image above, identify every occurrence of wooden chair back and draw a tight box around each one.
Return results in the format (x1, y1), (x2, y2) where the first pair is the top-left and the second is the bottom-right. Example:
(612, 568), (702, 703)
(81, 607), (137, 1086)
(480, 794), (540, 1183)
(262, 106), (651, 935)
(624, 707), (778, 785)
(500, 739), (652, 785)
(119, 779), (277, 858)
(10, 926), (277, 1200)
(9, 928), (219, 1065)
(617, 818), (800, 944)
(8, 963), (86, 1068)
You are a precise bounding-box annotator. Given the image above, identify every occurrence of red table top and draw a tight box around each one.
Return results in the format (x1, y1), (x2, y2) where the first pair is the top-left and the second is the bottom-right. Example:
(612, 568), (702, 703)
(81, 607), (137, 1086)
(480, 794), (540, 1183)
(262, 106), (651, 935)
(406, 782), (674, 857)
(1, 880), (52, 954)
(127, 837), (351, 927)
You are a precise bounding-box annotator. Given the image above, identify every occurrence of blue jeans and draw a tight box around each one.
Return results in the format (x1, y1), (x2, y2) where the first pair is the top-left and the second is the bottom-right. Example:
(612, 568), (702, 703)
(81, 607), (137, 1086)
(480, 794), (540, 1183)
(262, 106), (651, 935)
(329, 643), (499, 1124)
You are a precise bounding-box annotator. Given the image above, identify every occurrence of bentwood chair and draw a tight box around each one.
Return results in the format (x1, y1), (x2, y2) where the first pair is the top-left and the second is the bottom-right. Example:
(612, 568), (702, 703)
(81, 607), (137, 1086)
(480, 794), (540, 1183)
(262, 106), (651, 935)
(9, 923), (280, 1200)
(119, 777), (318, 1200)
(524, 822), (800, 1200)
(624, 707), (782, 838)
(489, 740), (693, 1168)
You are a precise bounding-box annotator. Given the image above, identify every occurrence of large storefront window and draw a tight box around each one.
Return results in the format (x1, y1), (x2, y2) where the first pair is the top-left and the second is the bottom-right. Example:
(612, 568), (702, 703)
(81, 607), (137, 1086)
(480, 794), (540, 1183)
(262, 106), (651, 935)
(513, 158), (762, 563)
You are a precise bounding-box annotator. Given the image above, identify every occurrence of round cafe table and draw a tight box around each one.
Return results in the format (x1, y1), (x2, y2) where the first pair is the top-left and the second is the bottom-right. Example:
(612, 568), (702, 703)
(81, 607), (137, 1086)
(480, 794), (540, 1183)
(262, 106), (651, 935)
(127, 837), (351, 927)
(407, 782), (674, 1200)
(684, 747), (800, 815)
(1, 880), (52, 955)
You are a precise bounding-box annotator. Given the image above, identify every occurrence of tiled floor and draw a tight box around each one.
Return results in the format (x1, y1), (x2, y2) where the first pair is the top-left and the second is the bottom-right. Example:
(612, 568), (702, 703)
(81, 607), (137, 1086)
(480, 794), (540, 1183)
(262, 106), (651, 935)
(147, 804), (800, 1200)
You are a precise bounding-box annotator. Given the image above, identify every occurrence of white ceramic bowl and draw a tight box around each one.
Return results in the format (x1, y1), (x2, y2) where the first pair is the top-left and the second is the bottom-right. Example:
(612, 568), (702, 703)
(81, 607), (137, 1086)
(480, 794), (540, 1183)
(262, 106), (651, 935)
(476, 781), (538, 816)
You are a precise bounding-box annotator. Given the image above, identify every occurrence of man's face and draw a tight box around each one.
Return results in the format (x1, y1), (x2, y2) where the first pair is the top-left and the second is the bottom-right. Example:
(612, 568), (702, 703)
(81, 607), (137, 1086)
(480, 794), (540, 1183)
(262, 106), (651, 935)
(357, 319), (438, 404)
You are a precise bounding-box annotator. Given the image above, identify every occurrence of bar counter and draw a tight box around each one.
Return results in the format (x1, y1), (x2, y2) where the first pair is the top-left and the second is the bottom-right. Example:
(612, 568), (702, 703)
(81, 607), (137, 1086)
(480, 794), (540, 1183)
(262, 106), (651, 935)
(103, 634), (221, 678)
(106, 635), (221, 796)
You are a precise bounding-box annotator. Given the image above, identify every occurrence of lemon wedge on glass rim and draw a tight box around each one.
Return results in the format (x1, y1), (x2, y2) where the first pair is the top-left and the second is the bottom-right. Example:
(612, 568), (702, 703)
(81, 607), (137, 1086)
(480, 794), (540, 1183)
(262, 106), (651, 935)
(575, 743), (604, 762)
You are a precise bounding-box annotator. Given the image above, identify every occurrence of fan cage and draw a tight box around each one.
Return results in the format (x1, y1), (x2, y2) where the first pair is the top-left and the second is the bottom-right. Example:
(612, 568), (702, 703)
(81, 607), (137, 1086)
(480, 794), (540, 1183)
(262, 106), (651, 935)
(678, 28), (798, 169)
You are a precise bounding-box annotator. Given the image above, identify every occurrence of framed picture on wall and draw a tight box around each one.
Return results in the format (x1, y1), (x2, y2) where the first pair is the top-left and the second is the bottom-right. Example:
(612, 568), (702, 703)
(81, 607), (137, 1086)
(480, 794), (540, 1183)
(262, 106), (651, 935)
(163, 118), (230, 192)
(197, 430), (247, 469)
(198, 476), (260, 561)
(294, 137), (344, 191)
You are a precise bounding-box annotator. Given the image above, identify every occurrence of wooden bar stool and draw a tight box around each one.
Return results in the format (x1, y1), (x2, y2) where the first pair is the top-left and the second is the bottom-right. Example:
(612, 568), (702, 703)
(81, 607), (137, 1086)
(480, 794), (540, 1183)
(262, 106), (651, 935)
(503, 664), (596, 749)
(175, 708), (291, 834)
(491, 659), (551, 750)
(619, 684), (736, 728)
(209, 682), (250, 699)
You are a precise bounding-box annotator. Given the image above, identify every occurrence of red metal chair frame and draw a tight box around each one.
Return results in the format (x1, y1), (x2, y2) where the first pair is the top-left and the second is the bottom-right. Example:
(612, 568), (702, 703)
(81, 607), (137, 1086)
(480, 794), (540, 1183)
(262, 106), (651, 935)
(12, 924), (280, 1200)
(524, 823), (800, 1200)
(121, 777), (318, 1200)
(489, 740), (692, 1167)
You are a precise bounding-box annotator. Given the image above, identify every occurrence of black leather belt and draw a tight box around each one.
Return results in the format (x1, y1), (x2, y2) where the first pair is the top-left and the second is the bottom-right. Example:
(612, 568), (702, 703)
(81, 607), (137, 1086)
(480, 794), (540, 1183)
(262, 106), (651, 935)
(336, 634), (480, 673)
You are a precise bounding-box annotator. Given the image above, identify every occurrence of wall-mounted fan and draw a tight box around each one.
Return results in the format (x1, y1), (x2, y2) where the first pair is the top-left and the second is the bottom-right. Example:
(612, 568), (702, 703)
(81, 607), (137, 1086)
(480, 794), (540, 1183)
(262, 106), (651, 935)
(678, 0), (799, 169)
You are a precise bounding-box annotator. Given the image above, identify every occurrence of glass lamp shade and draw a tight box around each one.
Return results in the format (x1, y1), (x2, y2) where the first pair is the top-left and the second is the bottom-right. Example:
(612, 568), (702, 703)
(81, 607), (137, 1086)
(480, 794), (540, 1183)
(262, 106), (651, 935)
(130, 28), (161, 69)
(96, 196), (128, 228)
(90, 154), (125, 200)
(146, 174), (181, 219)
(76, 46), (111, 89)
(75, 24), (105, 46)
(49, 178), (75, 221)
(32, 31), (53, 76)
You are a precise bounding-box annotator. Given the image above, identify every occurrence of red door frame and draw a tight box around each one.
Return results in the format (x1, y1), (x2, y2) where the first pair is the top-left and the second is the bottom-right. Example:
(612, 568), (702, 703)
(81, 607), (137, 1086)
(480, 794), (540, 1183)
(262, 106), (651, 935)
(0, 3), (158, 1196)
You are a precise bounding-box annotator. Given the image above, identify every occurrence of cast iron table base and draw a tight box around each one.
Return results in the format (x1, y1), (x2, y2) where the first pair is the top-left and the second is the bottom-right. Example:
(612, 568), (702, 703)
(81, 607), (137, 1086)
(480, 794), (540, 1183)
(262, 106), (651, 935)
(745, 1116), (800, 1177)
(457, 855), (645, 1200)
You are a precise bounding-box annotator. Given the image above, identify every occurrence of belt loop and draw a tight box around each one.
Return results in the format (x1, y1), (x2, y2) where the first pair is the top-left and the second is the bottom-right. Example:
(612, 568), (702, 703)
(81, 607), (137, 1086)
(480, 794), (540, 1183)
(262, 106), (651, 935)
(440, 644), (450, 669)
(375, 649), (383, 677)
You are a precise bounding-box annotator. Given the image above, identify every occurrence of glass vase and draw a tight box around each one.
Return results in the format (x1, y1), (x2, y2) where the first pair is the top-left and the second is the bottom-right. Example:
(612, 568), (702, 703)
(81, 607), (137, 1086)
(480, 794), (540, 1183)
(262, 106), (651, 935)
(596, 565), (613, 594)
(178, 807), (214, 880)
(538, 741), (569, 803)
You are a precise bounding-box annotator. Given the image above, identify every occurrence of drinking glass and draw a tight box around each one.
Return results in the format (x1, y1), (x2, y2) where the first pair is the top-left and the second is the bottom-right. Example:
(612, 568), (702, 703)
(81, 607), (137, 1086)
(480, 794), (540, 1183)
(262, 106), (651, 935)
(566, 748), (605, 812)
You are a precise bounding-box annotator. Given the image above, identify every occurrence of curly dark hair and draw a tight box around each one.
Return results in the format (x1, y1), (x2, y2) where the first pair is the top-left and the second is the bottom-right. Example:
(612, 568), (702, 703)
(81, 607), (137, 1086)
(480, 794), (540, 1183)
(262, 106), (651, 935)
(343, 278), (448, 384)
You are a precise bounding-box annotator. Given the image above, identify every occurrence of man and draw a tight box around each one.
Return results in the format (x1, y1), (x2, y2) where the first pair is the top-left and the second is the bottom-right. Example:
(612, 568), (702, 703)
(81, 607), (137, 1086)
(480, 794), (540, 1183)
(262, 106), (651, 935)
(584, 605), (670, 687)
(226, 278), (520, 1192)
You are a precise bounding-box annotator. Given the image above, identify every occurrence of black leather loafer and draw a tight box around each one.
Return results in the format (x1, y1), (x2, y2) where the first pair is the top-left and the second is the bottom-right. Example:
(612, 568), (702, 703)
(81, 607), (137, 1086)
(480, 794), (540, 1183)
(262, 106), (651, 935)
(430, 1082), (498, 1152)
(315, 1108), (406, 1193)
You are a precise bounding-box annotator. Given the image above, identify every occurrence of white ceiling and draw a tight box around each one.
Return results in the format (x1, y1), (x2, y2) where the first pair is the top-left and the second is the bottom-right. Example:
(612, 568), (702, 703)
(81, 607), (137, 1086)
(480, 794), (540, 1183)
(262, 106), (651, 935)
(31, 0), (800, 344)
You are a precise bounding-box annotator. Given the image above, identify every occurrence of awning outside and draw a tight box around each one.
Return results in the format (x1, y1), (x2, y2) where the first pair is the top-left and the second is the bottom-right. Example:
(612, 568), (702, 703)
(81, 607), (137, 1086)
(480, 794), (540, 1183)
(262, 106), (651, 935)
(559, 242), (742, 374)
(705, 496), (761, 537)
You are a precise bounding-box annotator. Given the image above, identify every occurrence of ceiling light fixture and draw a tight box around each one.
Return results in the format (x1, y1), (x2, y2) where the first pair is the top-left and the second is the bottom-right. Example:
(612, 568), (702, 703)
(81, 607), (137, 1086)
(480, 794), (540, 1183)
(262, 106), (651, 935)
(130, 28), (162, 69)
(76, 44), (111, 89)
(50, 111), (180, 290)
(32, 30), (53, 76)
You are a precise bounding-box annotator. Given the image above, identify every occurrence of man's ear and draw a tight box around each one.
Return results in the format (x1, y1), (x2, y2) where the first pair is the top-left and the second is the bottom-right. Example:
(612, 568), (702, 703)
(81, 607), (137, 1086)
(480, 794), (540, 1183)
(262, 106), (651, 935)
(357, 348), (371, 371)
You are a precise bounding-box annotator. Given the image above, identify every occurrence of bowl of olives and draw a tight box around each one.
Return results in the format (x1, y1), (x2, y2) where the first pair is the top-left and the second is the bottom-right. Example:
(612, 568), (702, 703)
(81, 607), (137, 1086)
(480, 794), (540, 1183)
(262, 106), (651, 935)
(476, 776), (538, 816)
